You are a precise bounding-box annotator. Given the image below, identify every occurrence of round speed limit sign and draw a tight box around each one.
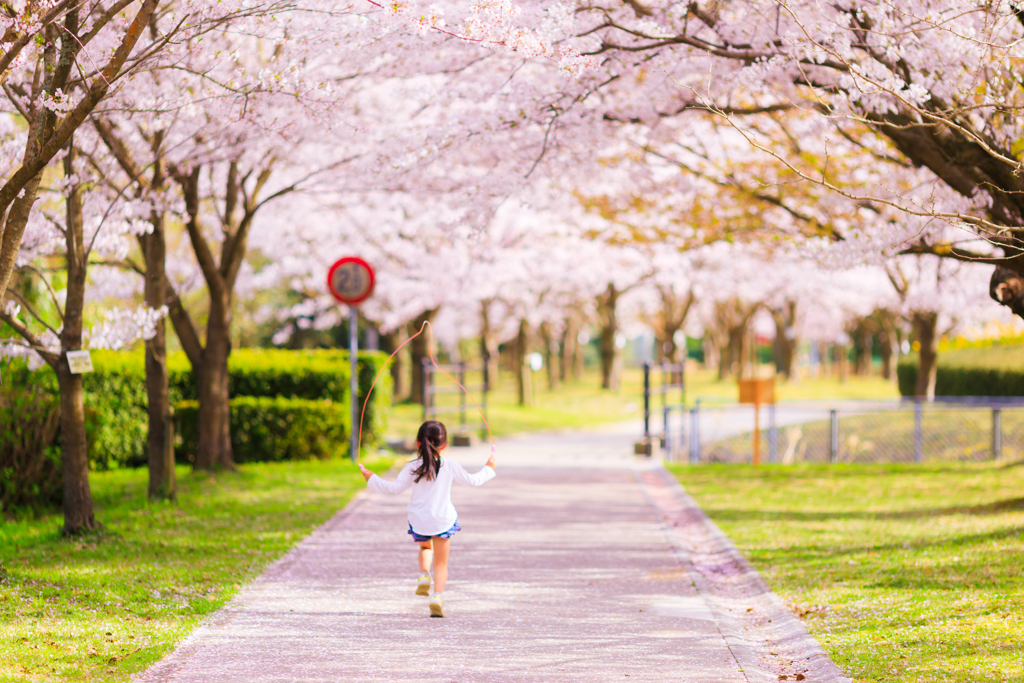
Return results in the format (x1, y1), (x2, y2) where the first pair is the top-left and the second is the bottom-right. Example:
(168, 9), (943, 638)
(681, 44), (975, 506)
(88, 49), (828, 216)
(327, 257), (375, 305)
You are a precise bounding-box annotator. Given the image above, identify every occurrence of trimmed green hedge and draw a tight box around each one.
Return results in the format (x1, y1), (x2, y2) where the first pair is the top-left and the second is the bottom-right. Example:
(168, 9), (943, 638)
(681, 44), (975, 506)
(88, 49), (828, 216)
(0, 373), (62, 512)
(897, 359), (1024, 397)
(175, 397), (350, 463)
(167, 349), (390, 439)
(3, 354), (160, 470)
(169, 349), (347, 400)
(4, 348), (392, 469)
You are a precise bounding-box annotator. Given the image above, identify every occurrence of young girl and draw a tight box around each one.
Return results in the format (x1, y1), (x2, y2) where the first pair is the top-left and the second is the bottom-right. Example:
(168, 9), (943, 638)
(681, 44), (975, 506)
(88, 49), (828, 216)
(358, 420), (496, 618)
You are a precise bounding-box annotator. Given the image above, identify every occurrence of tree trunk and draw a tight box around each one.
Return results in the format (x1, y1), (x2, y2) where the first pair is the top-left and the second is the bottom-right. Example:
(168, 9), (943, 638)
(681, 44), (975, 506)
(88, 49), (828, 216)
(539, 322), (558, 391)
(141, 216), (175, 500)
(912, 311), (939, 400)
(709, 317), (732, 379)
(559, 314), (577, 382)
(718, 335), (730, 380)
(863, 329), (875, 376)
(195, 295), (233, 470)
(382, 328), (408, 400)
(656, 288), (693, 386)
(663, 334), (681, 364)
(654, 336), (666, 364)
(725, 325), (746, 378)
(879, 314), (899, 382)
(599, 326), (617, 389)
(771, 301), (798, 381)
(58, 144), (97, 535)
(480, 301), (499, 391)
(57, 364), (96, 535)
(817, 342), (831, 378)
(659, 328), (681, 378)
(573, 333), (587, 380)
(597, 284), (620, 390)
(837, 345), (850, 384)
(516, 319), (531, 406)
(879, 337), (894, 381)
(408, 308), (438, 405)
(703, 335), (720, 374)
(852, 324), (873, 376)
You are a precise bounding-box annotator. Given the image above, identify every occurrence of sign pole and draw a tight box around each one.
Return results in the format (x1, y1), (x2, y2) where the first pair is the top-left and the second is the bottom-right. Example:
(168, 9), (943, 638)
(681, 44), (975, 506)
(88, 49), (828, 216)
(326, 256), (375, 461)
(350, 306), (359, 462)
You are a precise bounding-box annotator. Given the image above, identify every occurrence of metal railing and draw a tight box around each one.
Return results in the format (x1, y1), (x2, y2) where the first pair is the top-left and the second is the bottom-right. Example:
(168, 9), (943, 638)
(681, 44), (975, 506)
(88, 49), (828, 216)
(421, 359), (489, 438)
(661, 400), (1024, 465)
(641, 362), (686, 453)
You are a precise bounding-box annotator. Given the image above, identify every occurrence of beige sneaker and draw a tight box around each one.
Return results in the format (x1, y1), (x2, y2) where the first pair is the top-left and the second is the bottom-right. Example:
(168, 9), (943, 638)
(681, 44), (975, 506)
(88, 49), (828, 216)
(416, 573), (431, 597)
(429, 593), (444, 618)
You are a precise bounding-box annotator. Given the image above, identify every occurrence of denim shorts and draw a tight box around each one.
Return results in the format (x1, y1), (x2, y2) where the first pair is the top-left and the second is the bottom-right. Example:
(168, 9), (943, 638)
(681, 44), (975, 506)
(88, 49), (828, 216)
(408, 520), (460, 543)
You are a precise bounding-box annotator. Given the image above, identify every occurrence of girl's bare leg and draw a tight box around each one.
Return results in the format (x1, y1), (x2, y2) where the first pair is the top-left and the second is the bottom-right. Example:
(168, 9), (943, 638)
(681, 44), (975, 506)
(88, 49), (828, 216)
(418, 540), (433, 573)
(431, 537), (450, 593)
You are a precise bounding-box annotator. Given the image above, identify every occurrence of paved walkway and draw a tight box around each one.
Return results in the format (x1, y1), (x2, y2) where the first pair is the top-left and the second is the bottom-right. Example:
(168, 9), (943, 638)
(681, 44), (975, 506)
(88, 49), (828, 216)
(136, 429), (849, 683)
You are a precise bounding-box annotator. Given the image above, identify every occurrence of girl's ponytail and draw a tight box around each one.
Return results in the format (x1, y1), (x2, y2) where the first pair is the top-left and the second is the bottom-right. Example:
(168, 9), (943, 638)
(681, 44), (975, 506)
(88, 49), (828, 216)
(412, 420), (447, 482)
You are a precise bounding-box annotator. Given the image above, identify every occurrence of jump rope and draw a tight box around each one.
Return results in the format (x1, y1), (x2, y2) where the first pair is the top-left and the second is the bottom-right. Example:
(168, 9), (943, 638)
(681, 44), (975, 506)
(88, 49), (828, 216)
(356, 320), (496, 461)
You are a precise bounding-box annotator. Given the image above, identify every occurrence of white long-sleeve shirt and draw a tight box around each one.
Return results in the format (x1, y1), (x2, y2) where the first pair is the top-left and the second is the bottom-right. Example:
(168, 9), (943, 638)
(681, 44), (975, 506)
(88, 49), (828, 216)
(367, 457), (495, 536)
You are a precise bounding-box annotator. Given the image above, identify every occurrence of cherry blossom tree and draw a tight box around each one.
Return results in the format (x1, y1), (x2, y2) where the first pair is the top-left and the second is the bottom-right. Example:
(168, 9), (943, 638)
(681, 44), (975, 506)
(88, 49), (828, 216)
(572, 3), (1024, 316)
(0, 1), (282, 532)
(0, 0), (165, 319)
(369, 0), (1024, 331)
(2, 128), (165, 534)
(92, 1), (393, 470)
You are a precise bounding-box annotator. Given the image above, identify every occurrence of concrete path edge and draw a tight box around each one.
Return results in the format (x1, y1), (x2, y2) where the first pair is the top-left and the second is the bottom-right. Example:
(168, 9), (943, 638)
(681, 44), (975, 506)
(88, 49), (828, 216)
(134, 457), (852, 683)
(131, 490), (375, 683)
(638, 466), (852, 683)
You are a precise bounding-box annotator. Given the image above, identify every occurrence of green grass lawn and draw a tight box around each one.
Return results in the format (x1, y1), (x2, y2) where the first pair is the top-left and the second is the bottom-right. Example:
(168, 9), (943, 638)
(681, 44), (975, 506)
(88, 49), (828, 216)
(0, 365), (901, 682)
(384, 366), (899, 440)
(0, 457), (388, 683)
(670, 461), (1024, 683)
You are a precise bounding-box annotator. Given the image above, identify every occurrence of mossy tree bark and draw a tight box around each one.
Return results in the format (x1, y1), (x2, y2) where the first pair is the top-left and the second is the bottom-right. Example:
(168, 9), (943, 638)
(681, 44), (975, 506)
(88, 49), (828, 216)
(141, 191), (175, 498)
(94, 122), (177, 495)
(58, 143), (98, 536)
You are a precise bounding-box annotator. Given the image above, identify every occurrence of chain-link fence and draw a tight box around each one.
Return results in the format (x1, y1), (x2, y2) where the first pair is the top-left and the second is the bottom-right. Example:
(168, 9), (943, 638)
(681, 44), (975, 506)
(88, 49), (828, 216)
(659, 401), (1024, 465)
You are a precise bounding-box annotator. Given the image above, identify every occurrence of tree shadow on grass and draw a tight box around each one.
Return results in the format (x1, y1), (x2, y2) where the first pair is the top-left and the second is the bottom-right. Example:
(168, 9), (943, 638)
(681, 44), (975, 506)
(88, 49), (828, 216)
(748, 526), (1024, 591)
(752, 522), (1021, 561)
(704, 496), (1024, 522)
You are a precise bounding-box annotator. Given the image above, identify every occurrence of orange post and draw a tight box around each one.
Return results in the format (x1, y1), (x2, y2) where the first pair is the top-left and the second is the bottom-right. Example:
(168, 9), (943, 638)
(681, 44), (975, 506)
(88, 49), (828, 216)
(738, 378), (775, 467)
(752, 401), (761, 466)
